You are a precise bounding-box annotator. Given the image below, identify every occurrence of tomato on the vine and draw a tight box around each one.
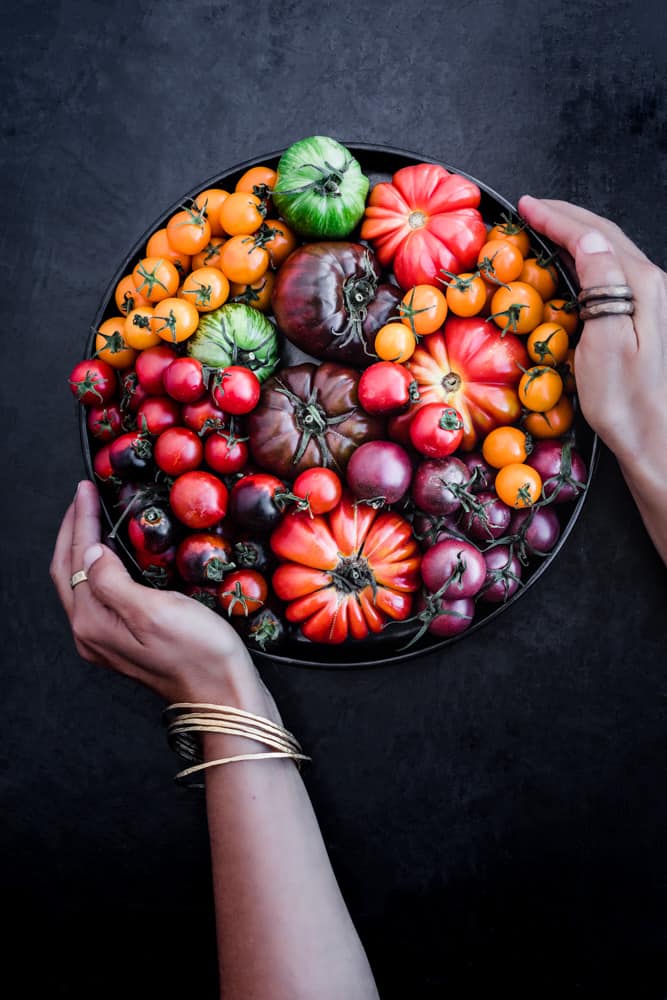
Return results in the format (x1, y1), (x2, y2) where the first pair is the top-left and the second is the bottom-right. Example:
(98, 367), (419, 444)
(375, 322), (416, 363)
(179, 266), (230, 312)
(166, 203), (211, 255)
(219, 235), (270, 284)
(154, 427), (203, 475)
(146, 228), (191, 279)
(94, 318), (137, 370)
(489, 282), (544, 335)
(495, 463), (542, 509)
(69, 359), (117, 405)
(293, 467), (343, 515)
(150, 297), (199, 344)
(409, 403), (464, 458)
(482, 426), (530, 468)
(170, 471), (228, 528)
(527, 323), (569, 366)
(524, 394), (575, 438)
(211, 366), (261, 415)
(518, 366), (563, 412)
(217, 569), (268, 617)
(132, 257), (180, 303)
(399, 284), (448, 336)
(204, 431), (249, 475)
(193, 188), (230, 237)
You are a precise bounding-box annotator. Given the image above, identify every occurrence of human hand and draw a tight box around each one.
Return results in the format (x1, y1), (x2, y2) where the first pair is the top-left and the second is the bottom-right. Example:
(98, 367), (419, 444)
(50, 480), (278, 713)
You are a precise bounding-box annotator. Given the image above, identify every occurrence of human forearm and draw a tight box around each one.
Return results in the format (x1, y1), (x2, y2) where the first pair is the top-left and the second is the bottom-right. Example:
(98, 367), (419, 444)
(619, 457), (667, 566)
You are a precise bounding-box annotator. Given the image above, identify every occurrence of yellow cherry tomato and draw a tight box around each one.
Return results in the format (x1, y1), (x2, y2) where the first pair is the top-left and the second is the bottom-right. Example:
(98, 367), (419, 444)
(519, 256), (559, 300)
(123, 306), (160, 350)
(482, 426), (530, 468)
(518, 366), (563, 412)
(219, 192), (266, 236)
(166, 205), (211, 255)
(374, 323), (417, 363)
(235, 165), (277, 197)
(399, 285), (448, 335)
(495, 463), (543, 509)
(94, 317), (137, 369)
(442, 271), (487, 317)
(524, 395), (575, 438)
(179, 266), (230, 312)
(193, 188), (230, 237)
(150, 297), (200, 344)
(477, 239), (524, 284)
(115, 274), (150, 316)
(132, 257), (180, 303)
(219, 235), (270, 284)
(192, 236), (227, 270)
(543, 297), (579, 336)
(146, 228), (191, 279)
(229, 272), (275, 313)
(486, 219), (531, 257)
(527, 323), (570, 366)
(490, 281), (544, 335)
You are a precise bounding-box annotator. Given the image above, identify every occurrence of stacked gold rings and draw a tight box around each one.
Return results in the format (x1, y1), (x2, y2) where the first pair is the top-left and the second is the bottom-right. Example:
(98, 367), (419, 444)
(578, 284), (634, 321)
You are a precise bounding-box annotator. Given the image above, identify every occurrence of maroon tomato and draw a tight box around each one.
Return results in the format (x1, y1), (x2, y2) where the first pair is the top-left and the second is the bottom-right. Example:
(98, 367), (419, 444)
(109, 431), (153, 478)
(411, 456), (469, 515)
(358, 361), (419, 416)
(346, 441), (413, 504)
(136, 396), (181, 435)
(526, 440), (588, 504)
(204, 431), (249, 475)
(459, 451), (495, 493)
(460, 491), (512, 542)
(292, 467), (343, 515)
(409, 403), (464, 458)
(170, 471), (228, 528)
(217, 569), (268, 616)
(510, 506), (561, 554)
(176, 533), (235, 584)
(421, 537), (486, 597)
(68, 359), (116, 405)
(127, 505), (176, 554)
(133, 544), (176, 587)
(86, 404), (122, 442)
(135, 345), (178, 395)
(229, 473), (287, 532)
(211, 366), (261, 415)
(480, 545), (523, 603)
(93, 443), (115, 481)
(416, 592), (475, 638)
(163, 357), (206, 403)
(154, 427), (203, 475)
(182, 397), (227, 436)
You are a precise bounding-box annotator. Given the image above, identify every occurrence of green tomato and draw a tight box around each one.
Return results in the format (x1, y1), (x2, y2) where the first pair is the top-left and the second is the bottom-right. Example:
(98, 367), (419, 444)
(272, 136), (369, 239)
(187, 303), (279, 382)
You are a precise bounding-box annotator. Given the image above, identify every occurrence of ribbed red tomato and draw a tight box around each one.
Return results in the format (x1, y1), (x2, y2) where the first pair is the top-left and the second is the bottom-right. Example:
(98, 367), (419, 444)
(271, 493), (421, 644)
(360, 163), (487, 289)
(392, 317), (529, 451)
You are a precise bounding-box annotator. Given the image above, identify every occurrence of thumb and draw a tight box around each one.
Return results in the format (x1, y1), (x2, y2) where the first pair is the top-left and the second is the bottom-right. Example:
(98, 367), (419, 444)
(82, 543), (152, 620)
(571, 230), (629, 297)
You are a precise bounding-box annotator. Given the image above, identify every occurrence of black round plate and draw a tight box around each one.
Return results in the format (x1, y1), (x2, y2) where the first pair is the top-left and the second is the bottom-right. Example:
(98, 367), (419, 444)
(80, 142), (598, 669)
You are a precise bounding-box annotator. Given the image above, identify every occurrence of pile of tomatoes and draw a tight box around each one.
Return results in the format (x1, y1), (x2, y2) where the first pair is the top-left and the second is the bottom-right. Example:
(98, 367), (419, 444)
(70, 143), (589, 653)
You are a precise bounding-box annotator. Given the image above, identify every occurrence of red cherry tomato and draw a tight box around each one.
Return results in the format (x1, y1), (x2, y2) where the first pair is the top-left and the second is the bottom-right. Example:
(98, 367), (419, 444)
(409, 403), (464, 457)
(217, 569), (268, 617)
(293, 467), (343, 514)
(170, 471), (228, 528)
(204, 431), (249, 475)
(211, 366), (261, 415)
(86, 404), (122, 442)
(163, 357), (206, 403)
(135, 345), (178, 395)
(181, 397), (228, 436)
(154, 427), (204, 475)
(136, 396), (181, 435)
(93, 443), (115, 481)
(358, 361), (419, 416)
(120, 370), (150, 414)
(69, 359), (116, 406)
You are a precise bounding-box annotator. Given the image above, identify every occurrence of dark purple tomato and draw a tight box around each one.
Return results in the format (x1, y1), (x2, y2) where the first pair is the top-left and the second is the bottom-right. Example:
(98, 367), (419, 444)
(109, 431), (152, 478)
(510, 506), (561, 555)
(154, 427), (203, 476)
(460, 451), (495, 493)
(346, 441), (413, 505)
(135, 345), (178, 395)
(229, 473), (286, 532)
(412, 510), (462, 550)
(527, 440), (588, 504)
(236, 604), (286, 652)
(128, 504), (176, 554)
(421, 537), (486, 597)
(184, 584), (219, 610)
(182, 397), (228, 436)
(136, 396), (181, 435)
(358, 362), (418, 416)
(480, 545), (523, 604)
(87, 404), (123, 442)
(411, 456), (469, 515)
(163, 357), (206, 403)
(68, 359), (116, 406)
(115, 481), (165, 514)
(176, 533), (235, 584)
(460, 491), (512, 542)
(232, 538), (271, 574)
(415, 591), (475, 638)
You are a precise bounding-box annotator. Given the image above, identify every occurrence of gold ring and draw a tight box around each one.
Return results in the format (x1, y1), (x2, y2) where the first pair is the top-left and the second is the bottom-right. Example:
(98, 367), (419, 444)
(579, 299), (635, 321)
(70, 569), (88, 589)
(578, 284), (633, 304)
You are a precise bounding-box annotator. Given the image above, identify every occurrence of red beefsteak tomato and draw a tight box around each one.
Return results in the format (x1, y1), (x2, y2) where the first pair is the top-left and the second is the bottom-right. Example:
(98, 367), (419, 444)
(390, 317), (529, 451)
(271, 493), (421, 644)
(360, 164), (487, 289)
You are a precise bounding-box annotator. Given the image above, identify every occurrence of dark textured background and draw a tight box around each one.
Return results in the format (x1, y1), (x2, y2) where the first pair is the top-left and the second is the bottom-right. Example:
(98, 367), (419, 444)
(2, 1), (666, 996)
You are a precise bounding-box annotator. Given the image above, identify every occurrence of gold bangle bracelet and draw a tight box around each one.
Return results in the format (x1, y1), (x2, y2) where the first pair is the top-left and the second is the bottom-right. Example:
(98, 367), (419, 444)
(168, 723), (301, 759)
(174, 750), (310, 788)
(166, 711), (301, 748)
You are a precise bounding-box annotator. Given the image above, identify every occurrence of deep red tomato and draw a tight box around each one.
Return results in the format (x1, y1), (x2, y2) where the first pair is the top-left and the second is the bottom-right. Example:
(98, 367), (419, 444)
(293, 467), (343, 514)
(229, 473), (288, 532)
(217, 569), (268, 617)
(170, 471), (228, 528)
(86, 404), (122, 442)
(360, 163), (487, 288)
(136, 396), (181, 435)
(204, 431), (249, 475)
(163, 357), (206, 403)
(154, 427), (203, 475)
(358, 361), (419, 416)
(133, 543), (177, 587)
(182, 397), (227, 436)
(93, 443), (115, 481)
(398, 316), (529, 451)
(211, 366), (261, 415)
(127, 505), (176, 554)
(409, 403), (464, 458)
(176, 533), (235, 584)
(135, 345), (178, 395)
(69, 359), (116, 406)
(271, 493), (421, 644)
(109, 430), (152, 478)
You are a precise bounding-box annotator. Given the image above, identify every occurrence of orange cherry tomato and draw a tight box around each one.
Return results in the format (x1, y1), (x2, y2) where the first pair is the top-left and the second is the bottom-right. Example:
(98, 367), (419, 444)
(235, 165), (277, 198)
(524, 394), (575, 438)
(192, 236), (226, 270)
(486, 218), (531, 257)
(527, 323), (569, 366)
(519, 256), (559, 300)
(179, 266), (230, 312)
(219, 192), (266, 236)
(115, 274), (150, 316)
(219, 235), (270, 284)
(442, 272), (487, 317)
(543, 297), (579, 336)
(193, 188), (230, 237)
(132, 257), (180, 303)
(490, 281), (544, 335)
(518, 366), (563, 411)
(94, 317), (137, 369)
(150, 297), (200, 344)
(146, 228), (191, 279)
(560, 348), (577, 395)
(400, 284), (448, 335)
(477, 239), (524, 284)
(123, 306), (160, 350)
(495, 463), (543, 509)
(259, 219), (298, 268)
(166, 204), (211, 255)
(374, 322), (417, 363)
(229, 272), (275, 313)
(482, 426), (530, 468)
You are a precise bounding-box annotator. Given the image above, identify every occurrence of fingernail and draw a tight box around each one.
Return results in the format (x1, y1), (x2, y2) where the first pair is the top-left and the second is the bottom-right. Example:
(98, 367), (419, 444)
(520, 194), (536, 205)
(83, 544), (103, 572)
(579, 231), (612, 254)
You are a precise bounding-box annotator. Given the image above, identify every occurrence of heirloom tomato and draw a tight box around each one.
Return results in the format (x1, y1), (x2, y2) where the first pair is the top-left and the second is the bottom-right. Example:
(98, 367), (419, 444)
(293, 467), (342, 515)
(271, 493), (421, 644)
(128, 505), (176, 554)
(229, 473), (289, 532)
(247, 362), (384, 479)
(271, 241), (402, 367)
(176, 533), (235, 584)
(360, 163), (486, 289)
(399, 317), (529, 451)
(187, 302), (279, 381)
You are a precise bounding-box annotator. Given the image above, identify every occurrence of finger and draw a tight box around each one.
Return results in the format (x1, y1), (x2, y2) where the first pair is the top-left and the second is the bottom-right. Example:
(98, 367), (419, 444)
(80, 542), (156, 639)
(71, 480), (102, 581)
(519, 196), (648, 264)
(50, 498), (77, 619)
